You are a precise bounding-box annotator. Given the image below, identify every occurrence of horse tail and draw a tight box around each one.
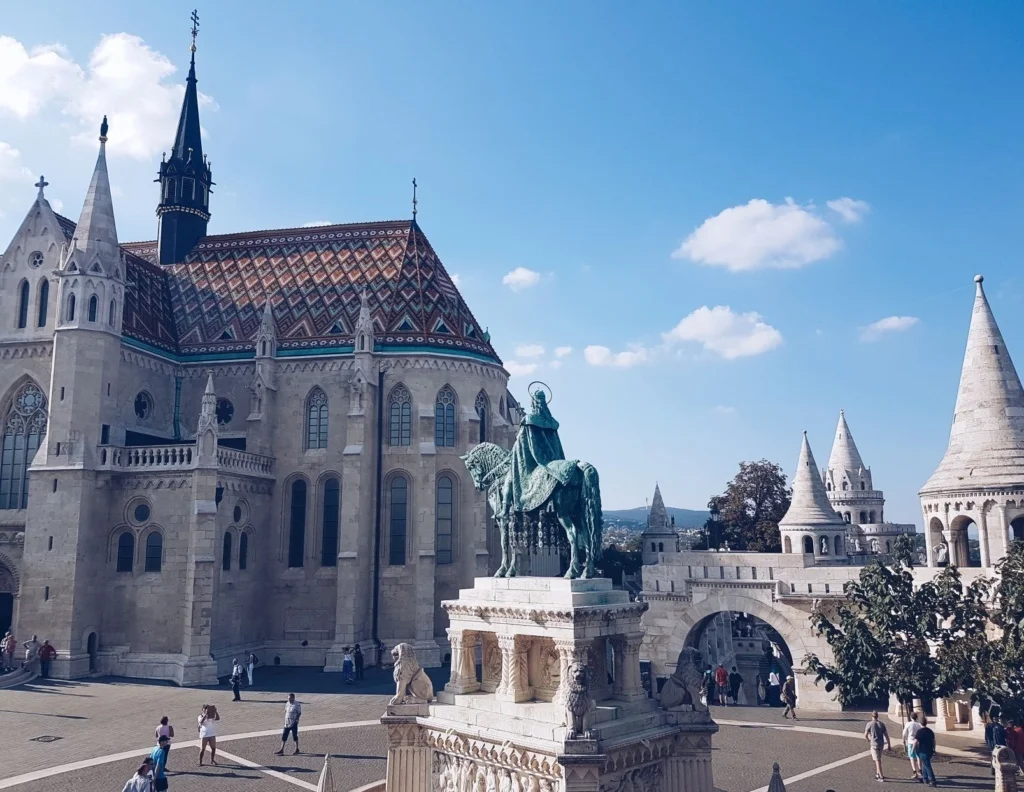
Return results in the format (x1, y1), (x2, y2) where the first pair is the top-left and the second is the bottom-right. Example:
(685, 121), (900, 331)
(579, 462), (603, 559)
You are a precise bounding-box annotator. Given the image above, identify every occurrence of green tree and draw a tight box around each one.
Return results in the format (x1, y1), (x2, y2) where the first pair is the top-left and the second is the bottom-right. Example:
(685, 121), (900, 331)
(597, 543), (642, 586)
(706, 460), (791, 552)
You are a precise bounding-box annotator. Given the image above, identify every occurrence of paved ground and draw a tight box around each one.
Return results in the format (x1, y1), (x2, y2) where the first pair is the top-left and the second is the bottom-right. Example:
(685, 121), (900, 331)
(0, 671), (997, 791)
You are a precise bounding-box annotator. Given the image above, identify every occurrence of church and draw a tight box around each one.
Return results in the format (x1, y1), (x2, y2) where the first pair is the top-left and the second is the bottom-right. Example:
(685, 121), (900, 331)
(0, 36), (517, 683)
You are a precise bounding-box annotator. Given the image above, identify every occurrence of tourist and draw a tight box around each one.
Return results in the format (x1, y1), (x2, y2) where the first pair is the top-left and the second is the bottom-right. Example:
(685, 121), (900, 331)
(197, 704), (219, 766)
(864, 710), (892, 782)
(902, 711), (922, 780)
(915, 716), (937, 787)
(150, 734), (170, 791)
(354, 643), (364, 681)
(342, 647), (355, 684)
(230, 658), (244, 701)
(1006, 718), (1024, 774)
(274, 693), (302, 756)
(702, 666), (715, 707)
(756, 673), (766, 706)
(767, 668), (781, 707)
(37, 640), (56, 678)
(714, 664), (728, 705)
(121, 762), (154, 792)
(728, 666), (743, 705)
(155, 716), (174, 768)
(246, 650), (258, 687)
(991, 714), (1008, 776)
(22, 634), (39, 674)
(1, 631), (15, 672)
(781, 675), (797, 719)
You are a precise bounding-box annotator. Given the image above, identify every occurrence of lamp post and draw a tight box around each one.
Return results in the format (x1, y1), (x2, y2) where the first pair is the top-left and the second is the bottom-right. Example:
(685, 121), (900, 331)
(708, 502), (721, 550)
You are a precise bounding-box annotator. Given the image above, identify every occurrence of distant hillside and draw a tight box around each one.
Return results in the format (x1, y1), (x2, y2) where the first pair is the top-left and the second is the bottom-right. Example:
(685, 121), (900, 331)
(603, 506), (710, 530)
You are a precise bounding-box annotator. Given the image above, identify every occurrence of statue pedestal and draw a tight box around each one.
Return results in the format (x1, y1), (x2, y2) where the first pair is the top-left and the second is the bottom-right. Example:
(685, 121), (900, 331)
(381, 577), (717, 792)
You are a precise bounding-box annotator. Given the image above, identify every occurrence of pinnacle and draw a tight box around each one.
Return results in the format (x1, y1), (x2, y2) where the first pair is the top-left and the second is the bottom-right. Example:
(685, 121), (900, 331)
(827, 409), (866, 477)
(73, 129), (119, 262)
(645, 483), (670, 532)
(780, 432), (845, 527)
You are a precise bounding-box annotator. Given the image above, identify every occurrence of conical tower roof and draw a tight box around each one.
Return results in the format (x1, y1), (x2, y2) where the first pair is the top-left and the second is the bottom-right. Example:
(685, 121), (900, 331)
(827, 410), (866, 476)
(73, 117), (118, 262)
(646, 484), (671, 532)
(921, 275), (1024, 493)
(780, 432), (845, 526)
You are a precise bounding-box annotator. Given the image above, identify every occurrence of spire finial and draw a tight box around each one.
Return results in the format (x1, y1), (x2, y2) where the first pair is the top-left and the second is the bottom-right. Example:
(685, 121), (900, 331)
(190, 9), (200, 54)
(35, 175), (49, 200)
(99, 115), (109, 143)
(412, 178), (418, 220)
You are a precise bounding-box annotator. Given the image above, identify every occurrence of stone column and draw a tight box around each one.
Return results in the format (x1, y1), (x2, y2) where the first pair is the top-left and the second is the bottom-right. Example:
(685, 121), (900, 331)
(979, 507), (993, 569)
(480, 632), (501, 693)
(923, 507), (937, 568)
(445, 628), (479, 694)
(588, 638), (611, 702)
(995, 504), (1011, 566)
(554, 638), (590, 705)
(496, 634), (532, 702)
(611, 632), (646, 702)
(558, 756), (604, 792)
(382, 717), (431, 792)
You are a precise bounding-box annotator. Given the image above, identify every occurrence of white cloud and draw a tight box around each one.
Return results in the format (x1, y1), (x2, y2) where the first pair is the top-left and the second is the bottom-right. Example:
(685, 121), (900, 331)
(502, 266), (541, 291)
(584, 344), (649, 368)
(504, 361), (538, 378)
(302, 220), (333, 227)
(554, 346), (573, 357)
(673, 198), (843, 272)
(713, 405), (736, 416)
(0, 142), (32, 184)
(827, 197), (871, 224)
(663, 305), (783, 359)
(548, 360), (563, 370)
(449, 273), (461, 287)
(0, 34), (215, 161)
(515, 344), (545, 358)
(859, 315), (919, 342)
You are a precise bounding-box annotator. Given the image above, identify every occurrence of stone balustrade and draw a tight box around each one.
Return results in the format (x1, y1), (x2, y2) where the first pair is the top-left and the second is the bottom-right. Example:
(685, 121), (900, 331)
(97, 444), (275, 478)
(216, 448), (275, 477)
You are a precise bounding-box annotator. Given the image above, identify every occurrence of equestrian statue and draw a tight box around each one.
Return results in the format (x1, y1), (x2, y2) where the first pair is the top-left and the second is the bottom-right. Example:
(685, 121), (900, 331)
(461, 382), (604, 579)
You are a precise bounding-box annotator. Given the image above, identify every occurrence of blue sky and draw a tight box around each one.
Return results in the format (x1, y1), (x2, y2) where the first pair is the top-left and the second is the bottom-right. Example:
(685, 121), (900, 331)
(3, 2), (1024, 523)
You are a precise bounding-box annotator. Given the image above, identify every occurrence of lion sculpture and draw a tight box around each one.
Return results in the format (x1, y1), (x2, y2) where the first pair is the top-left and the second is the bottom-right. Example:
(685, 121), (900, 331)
(389, 642), (435, 704)
(659, 646), (707, 712)
(563, 662), (594, 739)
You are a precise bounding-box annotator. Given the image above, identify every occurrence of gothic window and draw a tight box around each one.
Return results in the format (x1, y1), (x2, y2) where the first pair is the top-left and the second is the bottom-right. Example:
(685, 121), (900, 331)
(436, 474), (454, 565)
(29, 251), (43, 268)
(134, 392), (153, 421)
(435, 386), (457, 447)
(306, 388), (329, 450)
(66, 292), (75, 322)
(826, 481), (831, 491)
(144, 532), (162, 572)
(860, 481), (865, 490)
(784, 536), (792, 553)
(321, 477), (340, 567)
(17, 281), (29, 329)
(0, 381), (47, 509)
(475, 391), (489, 443)
(388, 385), (412, 447)
(108, 299), (115, 326)
(216, 398), (234, 426)
(239, 532), (249, 570)
(166, 180), (176, 202)
(116, 531), (134, 572)
(87, 294), (98, 322)
(802, 536), (814, 554)
(388, 475), (408, 565)
(222, 531), (232, 571)
(288, 479), (307, 568)
(183, 177), (195, 200)
(37, 280), (48, 327)
(841, 480), (848, 491)
(499, 396), (506, 420)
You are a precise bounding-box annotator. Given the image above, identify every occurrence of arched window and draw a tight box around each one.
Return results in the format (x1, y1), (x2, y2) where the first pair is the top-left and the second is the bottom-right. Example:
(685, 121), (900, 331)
(658, 542), (664, 552)
(116, 531), (134, 572)
(435, 386), (457, 447)
(88, 294), (98, 322)
(475, 391), (489, 443)
(239, 532), (249, 570)
(66, 292), (76, 321)
(859, 511), (867, 523)
(0, 381), (47, 509)
(802, 536), (814, 554)
(784, 536), (792, 553)
(835, 535), (843, 555)
(436, 474), (454, 565)
(306, 388), (329, 449)
(860, 481), (865, 490)
(651, 542), (656, 552)
(222, 531), (232, 571)
(321, 477), (340, 567)
(826, 481), (831, 491)
(288, 479), (307, 567)
(844, 512), (851, 524)
(108, 299), (116, 326)
(37, 280), (48, 327)
(841, 480), (848, 491)
(388, 385), (412, 446)
(869, 511), (876, 522)
(886, 541), (891, 554)
(144, 532), (162, 572)
(388, 475), (408, 565)
(17, 281), (29, 329)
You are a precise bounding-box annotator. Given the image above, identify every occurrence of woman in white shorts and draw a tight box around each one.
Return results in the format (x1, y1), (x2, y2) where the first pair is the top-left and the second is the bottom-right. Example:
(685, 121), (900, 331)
(198, 704), (220, 766)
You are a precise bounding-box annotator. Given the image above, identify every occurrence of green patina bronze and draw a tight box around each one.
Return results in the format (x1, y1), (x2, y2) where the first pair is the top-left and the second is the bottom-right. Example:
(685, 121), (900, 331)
(462, 386), (604, 579)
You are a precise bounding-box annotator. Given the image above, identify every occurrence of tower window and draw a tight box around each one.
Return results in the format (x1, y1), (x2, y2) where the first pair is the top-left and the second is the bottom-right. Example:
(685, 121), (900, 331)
(434, 386), (457, 447)
(861, 481), (865, 490)
(305, 388), (329, 450)
(66, 292), (75, 322)
(288, 479), (307, 567)
(0, 382), (47, 509)
(388, 385), (412, 447)
(165, 180), (176, 202)
(239, 531), (249, 570)
(321, 477), (340, 567)
(17, 281), (29, 329)
(108, 299), (116, 326)
(116, 531), (134, 572)
(475, 391), (489, 443)
(134, 392), (153, 421)
(222, 531), (232, 571)
(37, 280), (48, 327)
(88, 294), (98, 322)
(388, 475), (408, 565)
(183, 177), (195, 200)
(216, 398), (234, 426)
(144, 532), (162, 572)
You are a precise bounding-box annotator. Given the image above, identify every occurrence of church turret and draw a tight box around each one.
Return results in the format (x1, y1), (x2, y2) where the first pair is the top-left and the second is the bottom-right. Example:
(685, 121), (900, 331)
(156, 18), (212, 265)
(641, 483), (679, 564)
(779, 432), (848, 562)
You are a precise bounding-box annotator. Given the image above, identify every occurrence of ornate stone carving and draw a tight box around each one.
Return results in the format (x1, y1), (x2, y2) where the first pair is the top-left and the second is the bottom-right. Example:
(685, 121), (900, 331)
(659, 646), (706, 713)
(607, 764), (662, 792)
(497, 634), (531, 702)
(481, 633), (502, 693)
(563, 662), (593, 740)
(390, 642), (435, 704)
(447, 629), (480, 694)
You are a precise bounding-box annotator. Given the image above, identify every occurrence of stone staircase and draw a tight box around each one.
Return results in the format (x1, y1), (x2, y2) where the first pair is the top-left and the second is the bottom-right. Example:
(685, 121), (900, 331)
(0, 667), (36, 689)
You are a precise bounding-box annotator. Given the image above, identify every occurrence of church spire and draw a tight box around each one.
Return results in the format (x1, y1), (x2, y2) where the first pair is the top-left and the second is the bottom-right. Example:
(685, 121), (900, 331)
(73, 116), (119, 262)
(827, 410), (867, 476)
(780, 432), (845, 527)
(647, 483), (670, 531)
(157, 9), (212, 265)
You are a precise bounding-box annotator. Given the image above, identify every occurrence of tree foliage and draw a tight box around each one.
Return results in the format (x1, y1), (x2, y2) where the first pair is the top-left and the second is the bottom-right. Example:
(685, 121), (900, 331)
(597, 543), (642, 586)
(705, 459), (791, 552)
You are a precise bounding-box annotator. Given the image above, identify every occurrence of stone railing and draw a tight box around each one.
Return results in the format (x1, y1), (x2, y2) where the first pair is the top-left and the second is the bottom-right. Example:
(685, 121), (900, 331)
(98, 444), (195, 471)
(217, 448), (275, 478)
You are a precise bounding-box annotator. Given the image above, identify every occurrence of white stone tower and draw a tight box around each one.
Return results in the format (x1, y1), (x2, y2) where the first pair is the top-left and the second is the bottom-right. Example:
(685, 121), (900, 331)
(641, 483), (678, 564)
(920, 274), (1024, 568)
(779, 432), (848, 561)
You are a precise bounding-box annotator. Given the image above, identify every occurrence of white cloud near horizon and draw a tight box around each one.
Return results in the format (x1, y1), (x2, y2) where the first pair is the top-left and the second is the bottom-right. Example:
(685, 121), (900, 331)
(0, 33), (216, 161)
(554, 346), (572, 357)
(673, 197), (866, 272)
(663, 305), (783, 359)
(515, 344), (545, 358)
(502, 266), (541, 291)
(827, 197), (871, 224)
(584, 345), (649, 368)
(504, 361), (538, 377)
(859, 315), (919, 342)
(0, 142), (32, 184)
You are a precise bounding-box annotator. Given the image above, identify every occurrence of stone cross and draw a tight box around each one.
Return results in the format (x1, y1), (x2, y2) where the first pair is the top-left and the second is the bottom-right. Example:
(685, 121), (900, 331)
(35, 176), (48, 199)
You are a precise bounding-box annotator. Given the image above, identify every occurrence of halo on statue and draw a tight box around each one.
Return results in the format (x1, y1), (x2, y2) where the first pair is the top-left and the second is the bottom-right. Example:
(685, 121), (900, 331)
(528, 380), (553, 405)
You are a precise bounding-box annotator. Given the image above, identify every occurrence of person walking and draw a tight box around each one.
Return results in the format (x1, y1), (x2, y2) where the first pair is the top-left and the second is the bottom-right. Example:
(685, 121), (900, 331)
(991, 714), (1009, 777)
(155, 716), (174, 769)
(714, 664), (729, 706)
(1, 631), (15, 672)
(728, 666), (743, 705)
(354, 644), (364, 681)
(781, 675), (797, 719)
(197, 704), (219, 766)
(342, 647), (355, 684)
(702, 666), (715, 707)
(767, 669), (781, 707)
(37, 640), (56, 678)
(246, 650), (258, 687)
(756, 674), (766, 706)
(230, 658), (244, 701)
(274, 693), (302, 756)
(121, 762), (154, 792)
(150, 734), (170, 791)
(902, 711), (923, 781)
(915, 716), (937, 787)
(864, 710), (892, 783)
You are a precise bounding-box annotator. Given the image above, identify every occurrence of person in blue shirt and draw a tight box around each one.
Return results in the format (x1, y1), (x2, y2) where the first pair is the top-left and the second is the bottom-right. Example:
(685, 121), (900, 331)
(149, 734), (170, 791)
